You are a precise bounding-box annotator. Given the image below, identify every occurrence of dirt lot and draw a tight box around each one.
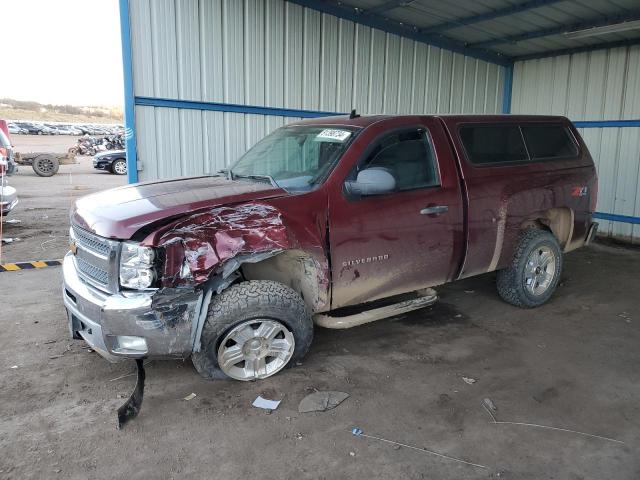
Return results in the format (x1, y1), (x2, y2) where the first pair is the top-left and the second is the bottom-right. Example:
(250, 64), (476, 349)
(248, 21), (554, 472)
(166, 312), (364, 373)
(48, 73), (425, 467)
(1, 137), (639, 479)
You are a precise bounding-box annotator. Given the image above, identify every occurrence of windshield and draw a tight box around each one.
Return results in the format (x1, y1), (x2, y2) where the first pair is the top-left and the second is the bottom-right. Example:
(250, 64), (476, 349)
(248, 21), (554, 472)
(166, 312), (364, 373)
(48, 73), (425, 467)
(230, 125), (359, 192)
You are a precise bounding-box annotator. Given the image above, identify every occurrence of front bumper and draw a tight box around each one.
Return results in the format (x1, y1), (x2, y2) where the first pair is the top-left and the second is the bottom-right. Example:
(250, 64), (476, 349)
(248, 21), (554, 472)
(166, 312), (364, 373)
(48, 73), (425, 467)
(92, 158), (111, 170)
(62, 253), (203, 361)
(0, 185), (18, 215)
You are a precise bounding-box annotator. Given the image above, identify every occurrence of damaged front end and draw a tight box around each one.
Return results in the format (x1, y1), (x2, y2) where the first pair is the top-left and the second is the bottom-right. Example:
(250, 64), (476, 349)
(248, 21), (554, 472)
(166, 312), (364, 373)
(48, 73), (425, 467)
(63, 201), (328, 426)
(63, 203), (325, 361)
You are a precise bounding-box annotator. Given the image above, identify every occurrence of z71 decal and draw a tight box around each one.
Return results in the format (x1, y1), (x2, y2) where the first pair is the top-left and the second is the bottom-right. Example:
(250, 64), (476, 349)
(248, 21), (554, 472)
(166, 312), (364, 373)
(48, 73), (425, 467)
(571, 186), (588, 197)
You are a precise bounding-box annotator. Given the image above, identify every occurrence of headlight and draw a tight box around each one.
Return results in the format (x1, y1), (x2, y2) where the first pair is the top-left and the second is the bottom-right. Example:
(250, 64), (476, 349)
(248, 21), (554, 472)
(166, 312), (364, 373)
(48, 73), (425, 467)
(119, 242), (156, 289)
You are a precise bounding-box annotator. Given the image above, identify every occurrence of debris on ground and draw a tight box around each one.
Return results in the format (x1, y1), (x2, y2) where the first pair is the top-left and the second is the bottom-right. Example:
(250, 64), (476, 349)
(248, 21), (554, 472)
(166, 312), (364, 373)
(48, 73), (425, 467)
(4, 219), (21, 224)
(1, 237), (20, 244)
(351, 427), (488, 469)
(183, 393), (197, 401)
(10, 365), (18, 369)
(462, 377), (476, 385)
(298, 391), (349, 413)
(618, 312), (632, 323)
(43, 340), (56, 344)
(481, 403), (624, 444)
(116, 359), (145, 430)
(252, 395), (281, 410)
(483, 398), (497, 411)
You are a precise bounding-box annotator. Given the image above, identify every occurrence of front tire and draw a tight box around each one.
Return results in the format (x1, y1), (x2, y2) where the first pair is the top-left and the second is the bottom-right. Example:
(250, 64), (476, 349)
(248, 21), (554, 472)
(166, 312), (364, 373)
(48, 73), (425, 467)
(496, 229), (563, 308)
(192, 280), (313, 381)
(111, 159), (127, 175)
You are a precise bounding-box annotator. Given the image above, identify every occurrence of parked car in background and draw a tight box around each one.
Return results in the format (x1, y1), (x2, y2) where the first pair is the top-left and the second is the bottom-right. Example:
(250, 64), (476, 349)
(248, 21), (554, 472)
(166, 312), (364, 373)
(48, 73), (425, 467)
(0, 121), (18, 176)
(63, 114), (598, 382)
(0, 122), (18, 215)
(4, 121), (124, 136)
(8, 124), (23, 135)
(15, 122), (43, 135)
(93, 150), (127, 175)
(53, 125), (74, 135)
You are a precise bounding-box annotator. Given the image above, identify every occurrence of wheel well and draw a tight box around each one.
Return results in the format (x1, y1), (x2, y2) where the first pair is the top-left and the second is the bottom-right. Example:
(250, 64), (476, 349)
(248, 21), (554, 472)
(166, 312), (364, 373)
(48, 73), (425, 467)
(239, 250), (328, 313)
(521, 207), (574, 248)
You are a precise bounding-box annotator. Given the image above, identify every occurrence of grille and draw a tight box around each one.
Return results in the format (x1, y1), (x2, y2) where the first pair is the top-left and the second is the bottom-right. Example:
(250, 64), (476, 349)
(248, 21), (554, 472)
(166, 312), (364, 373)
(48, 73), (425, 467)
(73, 225), (111, 256)
(76, 257), (110, 285)
(71, 224), (119, 292)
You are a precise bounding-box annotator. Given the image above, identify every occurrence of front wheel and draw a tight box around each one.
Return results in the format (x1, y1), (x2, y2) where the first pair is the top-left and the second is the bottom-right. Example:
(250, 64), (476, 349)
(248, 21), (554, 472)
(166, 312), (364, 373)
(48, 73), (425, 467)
(496, 229), (563, 308)
(111, 159), (127, 175)
(192, 280), (313, 381)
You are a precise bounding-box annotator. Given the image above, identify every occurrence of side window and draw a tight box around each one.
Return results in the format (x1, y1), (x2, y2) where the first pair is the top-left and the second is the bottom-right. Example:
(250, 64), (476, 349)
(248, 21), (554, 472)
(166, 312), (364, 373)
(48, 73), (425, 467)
(521, 124), (578, 159)
(459, 125), (527, 164)
(359, 129), (439, 191)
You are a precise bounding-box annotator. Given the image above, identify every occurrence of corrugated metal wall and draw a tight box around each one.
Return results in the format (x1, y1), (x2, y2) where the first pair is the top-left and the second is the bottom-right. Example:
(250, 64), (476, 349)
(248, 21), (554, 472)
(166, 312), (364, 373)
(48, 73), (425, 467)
(512, 46), (640, 242)
(128, 0), (505, 181)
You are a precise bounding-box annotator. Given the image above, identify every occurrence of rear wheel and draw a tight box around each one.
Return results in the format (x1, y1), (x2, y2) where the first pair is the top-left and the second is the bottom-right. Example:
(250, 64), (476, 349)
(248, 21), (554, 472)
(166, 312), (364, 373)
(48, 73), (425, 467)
(497, 229), (563, 308)
(111, 159), (127, 175)
(192, 280), (313, 381)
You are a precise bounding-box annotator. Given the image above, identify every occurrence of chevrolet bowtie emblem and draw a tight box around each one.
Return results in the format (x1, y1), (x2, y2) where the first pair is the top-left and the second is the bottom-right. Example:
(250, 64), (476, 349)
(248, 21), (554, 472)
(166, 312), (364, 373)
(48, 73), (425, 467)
(70, 242), (78, 255)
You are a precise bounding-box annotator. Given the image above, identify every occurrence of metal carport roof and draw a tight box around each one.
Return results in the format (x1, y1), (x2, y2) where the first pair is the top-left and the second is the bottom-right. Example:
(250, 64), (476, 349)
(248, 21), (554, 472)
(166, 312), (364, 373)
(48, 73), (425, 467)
(290, 0), (640, 65)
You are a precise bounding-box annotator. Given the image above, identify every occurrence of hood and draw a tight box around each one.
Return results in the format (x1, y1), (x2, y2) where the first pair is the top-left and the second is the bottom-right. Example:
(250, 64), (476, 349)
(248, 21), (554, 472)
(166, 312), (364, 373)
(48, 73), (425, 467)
(95, 150), (125, 159)
(72, 175), (287, 239)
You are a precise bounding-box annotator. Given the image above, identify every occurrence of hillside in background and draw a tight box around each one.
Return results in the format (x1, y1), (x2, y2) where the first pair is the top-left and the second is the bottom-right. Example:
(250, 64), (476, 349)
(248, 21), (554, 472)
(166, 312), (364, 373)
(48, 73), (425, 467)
(0, 98), (123, 124)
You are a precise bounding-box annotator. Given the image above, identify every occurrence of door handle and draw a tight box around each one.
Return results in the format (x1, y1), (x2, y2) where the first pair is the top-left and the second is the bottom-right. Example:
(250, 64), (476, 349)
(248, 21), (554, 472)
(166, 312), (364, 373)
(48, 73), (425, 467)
(420, 205), (448, 216)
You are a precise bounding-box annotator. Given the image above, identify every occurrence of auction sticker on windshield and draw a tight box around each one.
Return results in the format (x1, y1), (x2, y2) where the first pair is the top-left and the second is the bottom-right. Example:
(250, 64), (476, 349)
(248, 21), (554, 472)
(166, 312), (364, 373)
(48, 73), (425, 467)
(316, 129), (352, 142)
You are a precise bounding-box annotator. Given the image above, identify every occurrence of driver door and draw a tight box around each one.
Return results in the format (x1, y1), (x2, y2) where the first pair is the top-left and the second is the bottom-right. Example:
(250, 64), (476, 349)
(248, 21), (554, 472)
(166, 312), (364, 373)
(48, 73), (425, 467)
(328, 119), (464, 308)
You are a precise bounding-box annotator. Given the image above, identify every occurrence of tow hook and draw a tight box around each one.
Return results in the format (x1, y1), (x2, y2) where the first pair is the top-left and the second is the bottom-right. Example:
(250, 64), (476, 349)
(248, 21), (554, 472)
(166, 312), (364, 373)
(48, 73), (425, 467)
(117, 359), (146, 429)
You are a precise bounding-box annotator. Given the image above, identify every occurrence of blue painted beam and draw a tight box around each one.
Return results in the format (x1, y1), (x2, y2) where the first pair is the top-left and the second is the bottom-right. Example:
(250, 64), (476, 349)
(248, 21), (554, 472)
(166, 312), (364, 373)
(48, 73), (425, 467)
(574, 119), (640, 128)
(513, 38), (640, 61)
(136, 96), (640, 130)
(422, 0), (563, 34)
(135, 97), (346, 118)
(594, 212), (640, 225)
(286, 0), (511, 66)
(502, 65), (513, 114)
(118, 0), (138, 184)
(472, 10), (640, 48)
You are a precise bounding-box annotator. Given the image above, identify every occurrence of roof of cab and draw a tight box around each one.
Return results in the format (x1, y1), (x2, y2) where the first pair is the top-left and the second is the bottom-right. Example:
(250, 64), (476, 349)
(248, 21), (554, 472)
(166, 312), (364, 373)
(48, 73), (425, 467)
(289, 114), (571, 129)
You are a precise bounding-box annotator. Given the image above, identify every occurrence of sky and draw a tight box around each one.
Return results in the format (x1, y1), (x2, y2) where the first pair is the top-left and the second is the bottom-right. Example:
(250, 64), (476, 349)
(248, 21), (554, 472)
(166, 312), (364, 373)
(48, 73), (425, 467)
(3, 0), (123, 107)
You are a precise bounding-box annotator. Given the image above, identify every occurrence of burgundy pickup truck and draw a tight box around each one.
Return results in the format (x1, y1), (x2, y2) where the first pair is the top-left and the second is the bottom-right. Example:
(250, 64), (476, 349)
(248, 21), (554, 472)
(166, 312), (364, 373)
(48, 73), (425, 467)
(63, 114), (598, 382)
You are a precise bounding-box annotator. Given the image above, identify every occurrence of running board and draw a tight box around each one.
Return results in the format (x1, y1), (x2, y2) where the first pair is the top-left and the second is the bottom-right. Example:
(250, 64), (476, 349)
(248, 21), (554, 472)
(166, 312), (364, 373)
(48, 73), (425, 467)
(314, 288), (438, 329)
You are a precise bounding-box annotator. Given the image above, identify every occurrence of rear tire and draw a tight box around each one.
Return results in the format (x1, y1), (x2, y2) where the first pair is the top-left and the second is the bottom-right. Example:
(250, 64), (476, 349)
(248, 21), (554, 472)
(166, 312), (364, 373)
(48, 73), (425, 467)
(497, 229), (563, 308)
(192, 280), (313, 381)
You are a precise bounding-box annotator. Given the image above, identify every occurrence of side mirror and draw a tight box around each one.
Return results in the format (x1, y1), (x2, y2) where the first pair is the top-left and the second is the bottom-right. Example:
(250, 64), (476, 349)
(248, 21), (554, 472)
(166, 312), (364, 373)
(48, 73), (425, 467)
(344, 167), (396, 196)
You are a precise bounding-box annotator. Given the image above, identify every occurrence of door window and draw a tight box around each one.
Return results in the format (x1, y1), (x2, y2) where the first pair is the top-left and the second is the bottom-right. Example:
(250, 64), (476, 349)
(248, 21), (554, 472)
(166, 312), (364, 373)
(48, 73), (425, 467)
(357, 129), (439, 191)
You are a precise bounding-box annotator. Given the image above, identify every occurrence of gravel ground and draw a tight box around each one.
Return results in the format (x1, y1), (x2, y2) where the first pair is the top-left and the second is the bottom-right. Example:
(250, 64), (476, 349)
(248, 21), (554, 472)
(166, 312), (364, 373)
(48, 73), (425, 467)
(1, 137), (638, 479)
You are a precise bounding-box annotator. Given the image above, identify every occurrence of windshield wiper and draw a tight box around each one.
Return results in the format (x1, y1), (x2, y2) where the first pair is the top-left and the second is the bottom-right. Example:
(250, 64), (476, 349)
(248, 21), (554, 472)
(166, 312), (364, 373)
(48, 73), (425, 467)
(232, 173), (279, 188)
